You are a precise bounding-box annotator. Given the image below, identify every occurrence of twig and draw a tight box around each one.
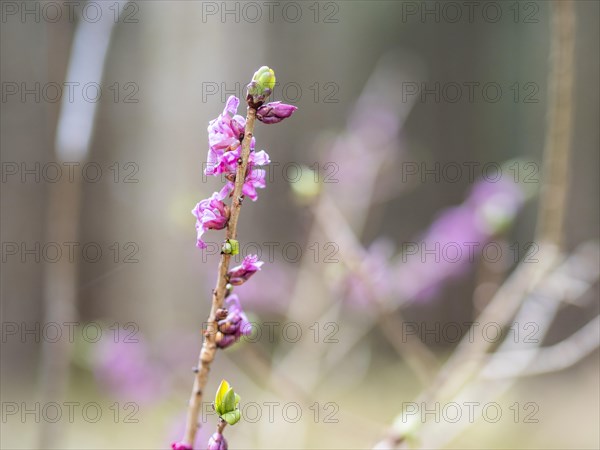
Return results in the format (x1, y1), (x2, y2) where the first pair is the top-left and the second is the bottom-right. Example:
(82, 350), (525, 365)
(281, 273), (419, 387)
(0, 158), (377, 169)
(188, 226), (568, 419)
(483, 314), (600, 379)
(182, 107), (257, 447)
(217, 417), (227, 435)
(414, 241), (596, 448)
(535, 0), (576, 248)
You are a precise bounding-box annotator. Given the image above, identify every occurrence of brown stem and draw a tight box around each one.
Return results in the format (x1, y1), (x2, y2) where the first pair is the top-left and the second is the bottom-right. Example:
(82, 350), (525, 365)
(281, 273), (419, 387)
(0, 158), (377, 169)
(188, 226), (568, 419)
(217, 417), (227, 435)
(535, 0), (575, 249)
(182, 106), (257, 447)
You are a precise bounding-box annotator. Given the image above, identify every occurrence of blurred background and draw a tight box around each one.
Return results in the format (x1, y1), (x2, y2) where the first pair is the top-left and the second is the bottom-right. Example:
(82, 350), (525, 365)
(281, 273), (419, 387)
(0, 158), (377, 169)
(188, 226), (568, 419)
(1, 1), (599, 449)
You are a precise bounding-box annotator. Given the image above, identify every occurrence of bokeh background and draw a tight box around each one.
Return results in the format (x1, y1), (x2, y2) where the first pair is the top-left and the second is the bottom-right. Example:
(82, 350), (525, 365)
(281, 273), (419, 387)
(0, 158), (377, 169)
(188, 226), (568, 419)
(1, 1), (599, 449)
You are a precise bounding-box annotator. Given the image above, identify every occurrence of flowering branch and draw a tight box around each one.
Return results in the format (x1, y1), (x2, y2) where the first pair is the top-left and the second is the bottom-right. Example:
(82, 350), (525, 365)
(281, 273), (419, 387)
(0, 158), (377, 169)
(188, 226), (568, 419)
(180, 109), (254, 450)
(174, 67), (296, 450)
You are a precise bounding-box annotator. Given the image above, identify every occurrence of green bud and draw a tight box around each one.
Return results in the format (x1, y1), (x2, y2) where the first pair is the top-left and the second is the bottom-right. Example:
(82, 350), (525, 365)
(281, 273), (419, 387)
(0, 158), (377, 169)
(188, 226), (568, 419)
(214, 380), (230, 416)
(253, 66), (276, 91)
(213, 380), (242, 426)
(222, 388), (236, 413)
(222, 239), (239, 255)
(222, 409), (241, 426)
(247, 66), (276, 105)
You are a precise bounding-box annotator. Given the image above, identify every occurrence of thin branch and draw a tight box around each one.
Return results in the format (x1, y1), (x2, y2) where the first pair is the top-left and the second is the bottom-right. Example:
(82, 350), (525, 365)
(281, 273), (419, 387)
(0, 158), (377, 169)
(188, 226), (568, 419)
(483, 315), (600, 379)
(182, 106), (257, 447)
(217, 417), (227, 435)
(410, 241), (595, 449)
(535, 0), (576, 248)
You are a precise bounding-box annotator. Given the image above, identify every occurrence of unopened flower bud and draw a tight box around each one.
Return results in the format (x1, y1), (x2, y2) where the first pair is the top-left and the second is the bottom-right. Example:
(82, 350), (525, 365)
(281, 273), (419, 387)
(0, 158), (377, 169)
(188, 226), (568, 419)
(247, 66), (276, 106)
(216, 333), (237, 349)
(227, 254), (263, 286)
(215, 308), (228, 321)
(207, 432), (228, 450)
(253, 66), (276, 91)
(215, 295), (251, 349)
(256, 102), (297, 124)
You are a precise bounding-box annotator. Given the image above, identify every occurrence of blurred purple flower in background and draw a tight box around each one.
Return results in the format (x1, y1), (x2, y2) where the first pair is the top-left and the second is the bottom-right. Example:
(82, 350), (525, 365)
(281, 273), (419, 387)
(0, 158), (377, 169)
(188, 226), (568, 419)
(337, 176), (527, 308)
(227, 254), (264, 286)
(192, 193), (229, 249)
(92, 333), (168, 404)
(393, 177), (525, 303)
(327, 92), (406, 230)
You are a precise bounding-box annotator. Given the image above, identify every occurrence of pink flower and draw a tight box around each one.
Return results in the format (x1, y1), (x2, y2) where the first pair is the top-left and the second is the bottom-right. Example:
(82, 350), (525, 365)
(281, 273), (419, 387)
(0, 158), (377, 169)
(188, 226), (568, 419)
(171, 442), (193, 450)
(227, 254), (264, 286)
(192, 193), (229, 249)
(256, 101), (297, 124)
(207, 432), (228, 450)
(216, 294), (252, 349)
(217, 147), (271, 202)
(205, 96), (258, 176)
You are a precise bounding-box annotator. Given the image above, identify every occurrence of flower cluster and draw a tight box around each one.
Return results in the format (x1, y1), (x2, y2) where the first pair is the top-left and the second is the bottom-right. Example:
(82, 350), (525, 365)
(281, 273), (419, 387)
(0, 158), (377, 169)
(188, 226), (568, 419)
(193, 66), (296, 247)
(204, 95), (272, 201)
